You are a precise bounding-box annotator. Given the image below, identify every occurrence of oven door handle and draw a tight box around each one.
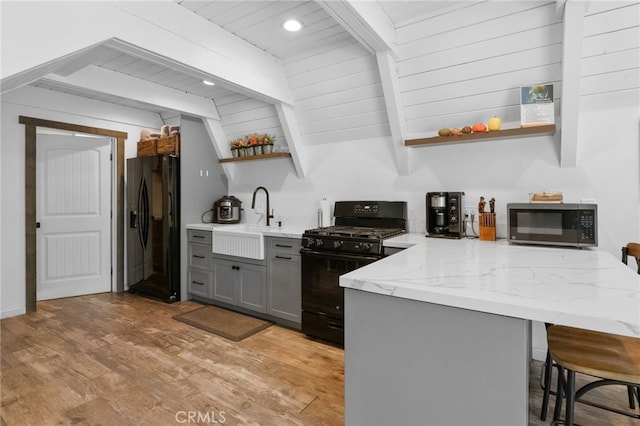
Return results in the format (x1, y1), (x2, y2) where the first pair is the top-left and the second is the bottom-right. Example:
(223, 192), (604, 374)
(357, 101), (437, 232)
(300, 249), (380, 263)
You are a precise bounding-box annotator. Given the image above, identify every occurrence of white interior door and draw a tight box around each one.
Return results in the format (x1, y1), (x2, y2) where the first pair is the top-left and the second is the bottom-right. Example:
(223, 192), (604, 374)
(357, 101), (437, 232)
(36, 134), (112, 300)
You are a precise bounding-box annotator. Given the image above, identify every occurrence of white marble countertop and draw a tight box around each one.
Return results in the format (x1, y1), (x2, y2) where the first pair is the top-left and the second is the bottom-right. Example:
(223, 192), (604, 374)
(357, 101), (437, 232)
(342, 236), (640, 338)
(186, 223), (306, 239)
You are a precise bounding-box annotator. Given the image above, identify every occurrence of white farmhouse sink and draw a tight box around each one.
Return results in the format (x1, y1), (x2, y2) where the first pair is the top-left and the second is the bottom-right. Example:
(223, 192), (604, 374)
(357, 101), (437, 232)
(211, 224), (270, 260)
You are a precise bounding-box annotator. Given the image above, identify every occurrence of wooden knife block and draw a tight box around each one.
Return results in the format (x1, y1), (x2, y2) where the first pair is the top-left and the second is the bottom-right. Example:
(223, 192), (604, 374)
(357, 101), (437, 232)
(479, 213), (496, 241)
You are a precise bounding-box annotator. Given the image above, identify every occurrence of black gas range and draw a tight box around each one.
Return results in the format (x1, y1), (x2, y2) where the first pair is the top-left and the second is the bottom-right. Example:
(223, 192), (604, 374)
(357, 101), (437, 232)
(300, 201), (407, 345)
(302, 225), (405, 257)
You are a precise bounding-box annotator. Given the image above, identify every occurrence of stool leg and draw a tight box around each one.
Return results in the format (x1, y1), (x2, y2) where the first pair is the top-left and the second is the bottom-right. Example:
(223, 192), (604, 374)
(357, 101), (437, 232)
(565, 370), (576, 426)
(628, 385), (636, 409)
(540, 350), (554, 420)
(553, 365), (565, 422)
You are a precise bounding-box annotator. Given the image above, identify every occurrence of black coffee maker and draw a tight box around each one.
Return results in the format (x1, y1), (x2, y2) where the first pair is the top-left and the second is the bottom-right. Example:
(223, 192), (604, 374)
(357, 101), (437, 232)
(426, 192), (465, 238)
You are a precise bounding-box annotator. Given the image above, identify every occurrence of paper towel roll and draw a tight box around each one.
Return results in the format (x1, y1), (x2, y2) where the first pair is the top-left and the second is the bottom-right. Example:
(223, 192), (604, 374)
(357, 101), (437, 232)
(320, 198), (331, 227)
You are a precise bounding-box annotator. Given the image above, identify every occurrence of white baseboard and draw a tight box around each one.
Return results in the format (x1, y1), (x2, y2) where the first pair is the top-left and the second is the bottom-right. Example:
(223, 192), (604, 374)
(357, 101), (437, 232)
(532, 346), (547, 362)
(1, 306), (26, 319)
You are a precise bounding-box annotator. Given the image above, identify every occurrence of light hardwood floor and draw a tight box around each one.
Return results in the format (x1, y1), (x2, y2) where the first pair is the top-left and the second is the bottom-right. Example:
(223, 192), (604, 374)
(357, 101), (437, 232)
(1, 293), (637, 425)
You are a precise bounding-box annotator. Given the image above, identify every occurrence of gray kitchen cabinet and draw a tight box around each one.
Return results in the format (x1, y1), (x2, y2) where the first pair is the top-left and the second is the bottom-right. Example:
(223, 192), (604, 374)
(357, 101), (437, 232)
(211, 256), (267, 313)
(186, 229), (300, 325)
(237, 262), (267, 312)
(187, 230), (212, 298)
(266, 237), (302, 326)
(211, 258), (236, 304)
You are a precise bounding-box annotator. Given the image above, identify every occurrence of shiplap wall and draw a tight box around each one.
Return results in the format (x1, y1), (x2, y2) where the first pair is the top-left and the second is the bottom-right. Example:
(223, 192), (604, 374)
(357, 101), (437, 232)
(581, 1), (639, 96)
(188, 34), (390, 150)
(396, 1), (563, 136)
(283, 38), (390, 144)
(215, 90), (286, 148)
(217, 1), (638, 148)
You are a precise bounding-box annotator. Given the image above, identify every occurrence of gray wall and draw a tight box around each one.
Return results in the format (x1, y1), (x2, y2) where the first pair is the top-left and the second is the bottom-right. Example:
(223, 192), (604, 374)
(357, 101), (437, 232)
(179, 115), (228, 301)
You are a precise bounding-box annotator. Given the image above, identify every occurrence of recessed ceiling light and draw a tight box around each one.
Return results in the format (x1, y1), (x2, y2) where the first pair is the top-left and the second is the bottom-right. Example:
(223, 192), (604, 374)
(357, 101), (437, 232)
(203, 80), (215, 86)
(282, 19), (303, 32)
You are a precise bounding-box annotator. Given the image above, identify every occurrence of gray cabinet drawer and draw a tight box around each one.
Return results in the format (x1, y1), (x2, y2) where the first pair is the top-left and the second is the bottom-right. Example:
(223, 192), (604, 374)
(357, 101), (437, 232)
(189, 243), (210, 269)
(268, 237), (302, 255)
(188, 229), (212, 245)
(188, 269), (211, 298)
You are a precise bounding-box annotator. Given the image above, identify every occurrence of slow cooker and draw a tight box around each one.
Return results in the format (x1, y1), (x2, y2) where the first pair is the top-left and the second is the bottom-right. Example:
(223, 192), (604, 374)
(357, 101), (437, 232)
(213, 195), (242, 224)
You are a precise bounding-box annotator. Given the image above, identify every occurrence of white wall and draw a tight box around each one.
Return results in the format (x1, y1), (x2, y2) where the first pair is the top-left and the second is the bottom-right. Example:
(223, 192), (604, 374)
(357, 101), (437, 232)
(178, 116), (228, 301)
(216, 91), (286, 151)
(0, 86), (163, 318)
(283, 37), (390, 145)
(397, 1), (564, 135)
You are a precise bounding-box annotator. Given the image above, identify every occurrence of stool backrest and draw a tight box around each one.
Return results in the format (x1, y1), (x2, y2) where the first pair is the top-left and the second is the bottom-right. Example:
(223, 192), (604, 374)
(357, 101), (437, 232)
(622, 242), (640, 274)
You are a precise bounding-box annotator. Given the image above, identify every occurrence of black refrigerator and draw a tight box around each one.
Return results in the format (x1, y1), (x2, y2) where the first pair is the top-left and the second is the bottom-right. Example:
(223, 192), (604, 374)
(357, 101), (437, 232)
(127, 155), (180, 303)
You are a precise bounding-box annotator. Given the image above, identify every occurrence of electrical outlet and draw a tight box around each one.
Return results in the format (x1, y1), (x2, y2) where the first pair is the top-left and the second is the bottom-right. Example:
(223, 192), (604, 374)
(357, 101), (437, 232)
(466, 207), (477, 220)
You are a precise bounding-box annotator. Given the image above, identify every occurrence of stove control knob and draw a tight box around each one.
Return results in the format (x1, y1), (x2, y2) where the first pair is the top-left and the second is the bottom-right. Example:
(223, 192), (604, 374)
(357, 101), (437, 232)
(361, 243), (372, 251)
(450, 215), (457, 223)
(305, 238), (315, 248)
(333, 240), (343, 249)
(315, 239), (324, 248)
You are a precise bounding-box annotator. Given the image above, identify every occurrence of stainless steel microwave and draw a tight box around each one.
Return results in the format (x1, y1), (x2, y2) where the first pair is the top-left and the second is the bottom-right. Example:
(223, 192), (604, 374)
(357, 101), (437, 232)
(507, 203), (597, 247)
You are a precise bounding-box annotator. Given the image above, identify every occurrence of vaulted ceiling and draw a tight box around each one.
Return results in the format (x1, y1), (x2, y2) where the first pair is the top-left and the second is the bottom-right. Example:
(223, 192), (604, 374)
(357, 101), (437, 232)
(4, 1), (583, 178)
(12, 1), (460, 115)
(4, 0), (464, 178)
(20, 2), (460, 108)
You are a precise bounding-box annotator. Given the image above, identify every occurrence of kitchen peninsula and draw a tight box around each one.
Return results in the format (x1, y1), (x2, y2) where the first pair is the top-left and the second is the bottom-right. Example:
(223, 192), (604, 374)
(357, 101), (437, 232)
(341, 236), (640, 425)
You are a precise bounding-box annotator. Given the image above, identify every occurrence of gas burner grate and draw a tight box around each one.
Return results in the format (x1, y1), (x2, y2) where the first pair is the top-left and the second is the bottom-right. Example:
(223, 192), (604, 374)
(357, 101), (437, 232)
(304, 226), (405, 240)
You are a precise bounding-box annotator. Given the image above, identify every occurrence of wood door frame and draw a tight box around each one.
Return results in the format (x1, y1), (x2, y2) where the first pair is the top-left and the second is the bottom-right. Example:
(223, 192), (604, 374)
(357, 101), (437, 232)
(19, 116), (127, 313)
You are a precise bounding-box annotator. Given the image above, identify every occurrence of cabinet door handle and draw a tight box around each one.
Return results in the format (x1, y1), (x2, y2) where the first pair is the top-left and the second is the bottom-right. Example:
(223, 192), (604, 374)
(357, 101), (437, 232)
(193, 255), (205, 259)
(232, 266), (240, 270)
(275, 255), (292, 260)
(193, 235), (205, 239)
(191, 280), (204, 285)
(275, 244), (293, 248)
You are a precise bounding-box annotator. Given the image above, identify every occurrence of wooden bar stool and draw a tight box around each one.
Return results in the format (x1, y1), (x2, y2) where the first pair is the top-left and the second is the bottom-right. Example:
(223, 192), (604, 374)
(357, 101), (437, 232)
(540, 242), (640, 421)
(547, 325), (640, 425)
(539, 322), (557, 420)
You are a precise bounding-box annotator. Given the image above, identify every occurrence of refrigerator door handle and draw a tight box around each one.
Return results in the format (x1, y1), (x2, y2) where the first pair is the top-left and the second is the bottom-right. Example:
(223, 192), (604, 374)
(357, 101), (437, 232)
(168, 192), (174, 226)
(129, 210), (138, 228)
(138, 178), (150, 249)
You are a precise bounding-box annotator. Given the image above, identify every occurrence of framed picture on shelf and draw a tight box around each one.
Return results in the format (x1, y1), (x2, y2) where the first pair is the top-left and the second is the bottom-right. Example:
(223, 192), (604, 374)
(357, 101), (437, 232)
(520, 84), (554, 127)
